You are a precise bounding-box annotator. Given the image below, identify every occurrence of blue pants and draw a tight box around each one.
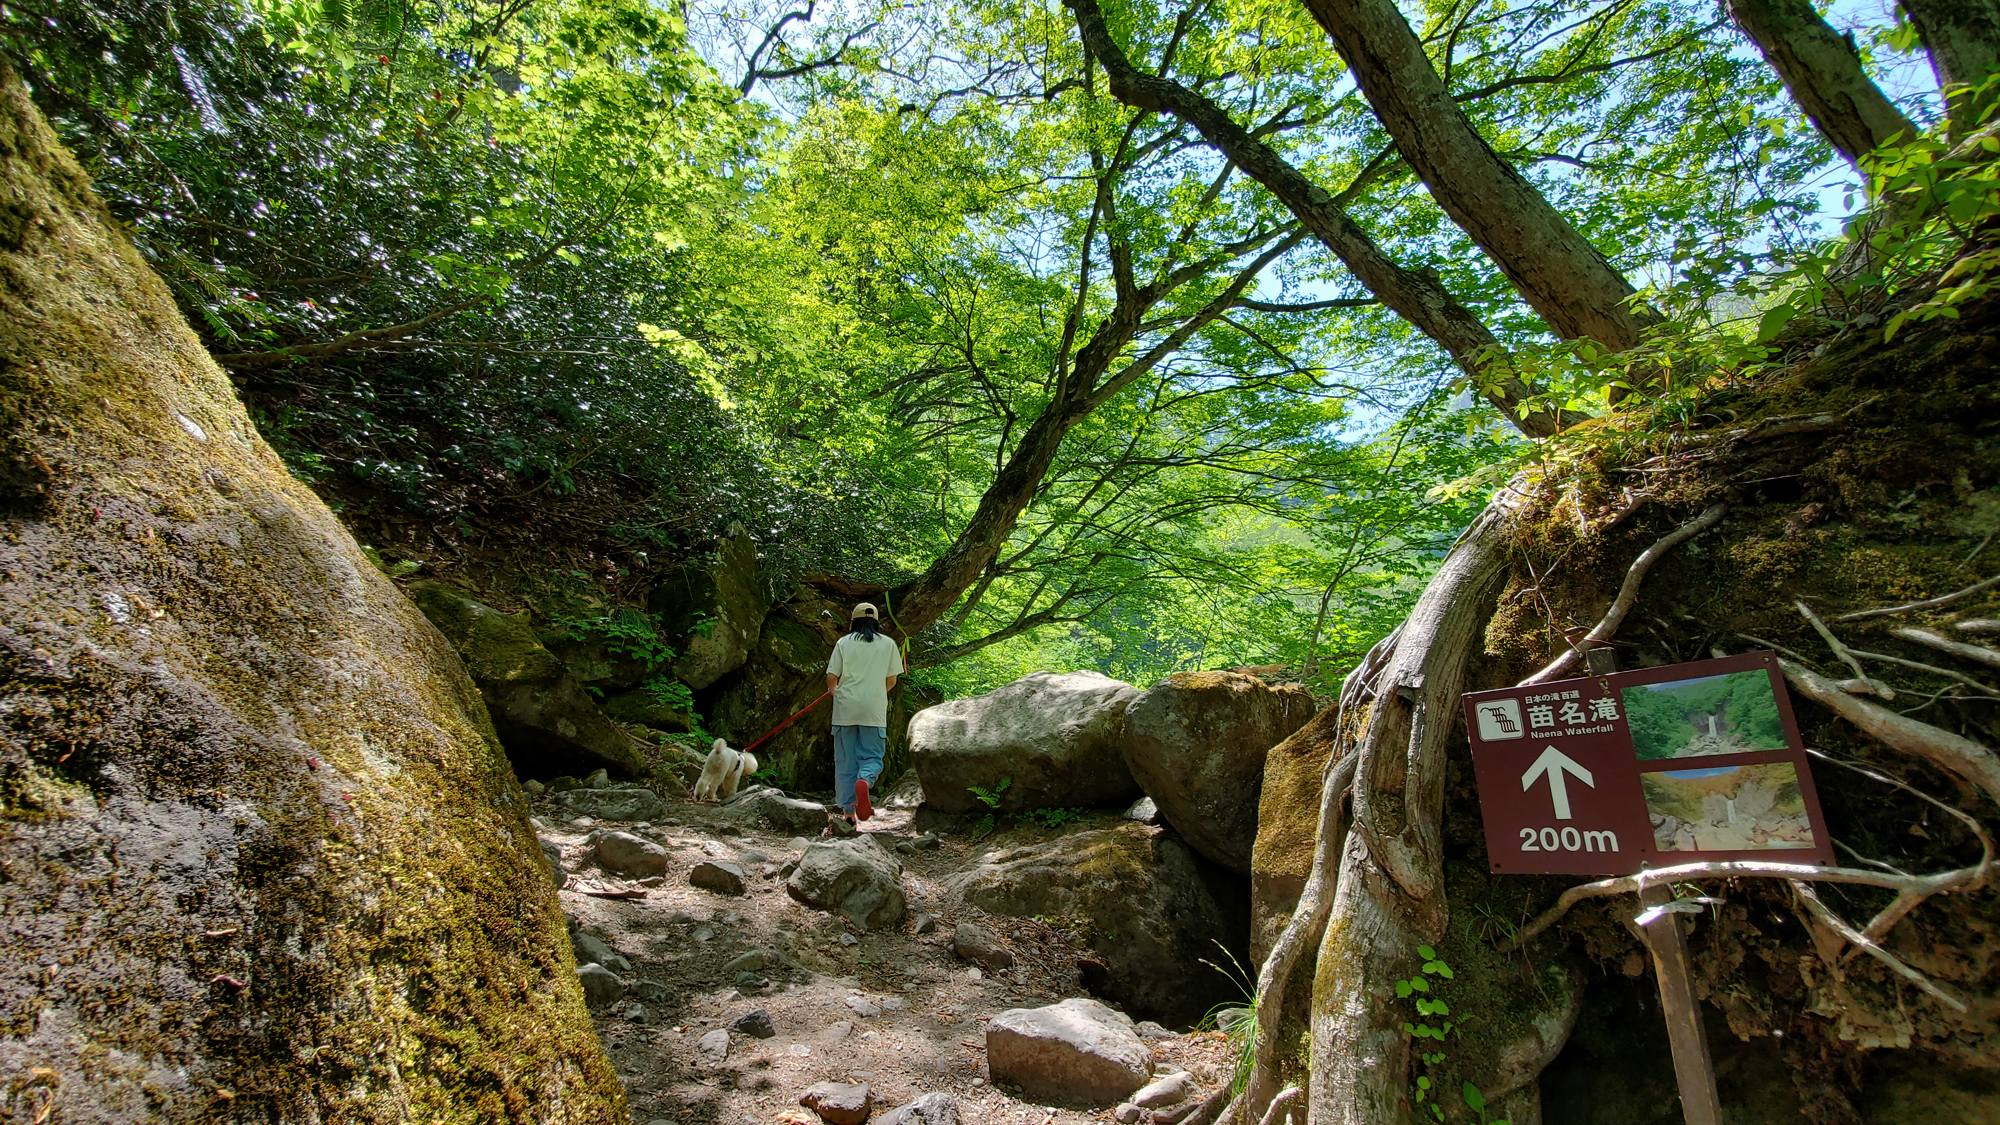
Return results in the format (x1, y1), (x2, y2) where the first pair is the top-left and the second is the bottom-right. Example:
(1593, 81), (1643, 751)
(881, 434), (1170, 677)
(832, 725), (887, 812)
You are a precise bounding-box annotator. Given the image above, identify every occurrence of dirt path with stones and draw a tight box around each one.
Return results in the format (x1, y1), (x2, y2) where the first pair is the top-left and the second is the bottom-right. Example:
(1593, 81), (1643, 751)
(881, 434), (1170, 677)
(535, 785), (1234, 1125)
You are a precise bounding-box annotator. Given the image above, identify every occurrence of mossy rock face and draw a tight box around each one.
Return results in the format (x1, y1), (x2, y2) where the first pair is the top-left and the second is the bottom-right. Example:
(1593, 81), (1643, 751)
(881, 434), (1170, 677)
(946, 823), (1249, 1027)
(412, 581), (649, 780)
(0, 68), (622, 1121)
(702, 601), (840, 789)
(1124, 671), (1317, 875)
(647, 525), (767, 690)
(598, 686), (694, 731)
(1249, 704), (1343, 966)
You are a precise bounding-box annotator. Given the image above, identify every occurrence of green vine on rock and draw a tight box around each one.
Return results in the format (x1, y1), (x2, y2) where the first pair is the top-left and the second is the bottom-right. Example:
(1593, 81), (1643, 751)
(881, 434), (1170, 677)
(1397, 945), (1510, 1125)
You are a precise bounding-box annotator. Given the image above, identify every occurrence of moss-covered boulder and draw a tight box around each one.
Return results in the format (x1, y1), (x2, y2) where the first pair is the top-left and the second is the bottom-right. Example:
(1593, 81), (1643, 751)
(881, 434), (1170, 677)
(411, 581), (649, 780)
(1248, 705), (1343, 966)
(648, 524), (768, 689)
(1123, 671), (1317, 874)
(598, 684), (695, 731)
(945, 823), (1247, 1026)
(0, 67), (621, 1120)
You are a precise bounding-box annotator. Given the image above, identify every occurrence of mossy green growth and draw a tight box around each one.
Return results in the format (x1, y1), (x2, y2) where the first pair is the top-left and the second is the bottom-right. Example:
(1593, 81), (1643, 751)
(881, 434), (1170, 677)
(0, 65), (623, 1121)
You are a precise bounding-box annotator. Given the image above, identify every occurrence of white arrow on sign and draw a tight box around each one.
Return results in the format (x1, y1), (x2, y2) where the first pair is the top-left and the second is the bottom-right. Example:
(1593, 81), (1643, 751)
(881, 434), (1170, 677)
(1521, 745), (1595, 820)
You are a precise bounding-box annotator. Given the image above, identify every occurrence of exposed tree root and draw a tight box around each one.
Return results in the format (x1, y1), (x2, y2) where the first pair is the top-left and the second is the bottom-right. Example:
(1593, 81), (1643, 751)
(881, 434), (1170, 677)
(1797, 599), (1895, 698)
(1891, 626), (2000, 672)
(1789, 881), (1968, 1012)
(1232, 630), (1395, 1125)
(1499, 855), (1988, 952)
(1256, 1087), (1304, 1125)
(1519, 503), (1726, 685)
(1308, 487), (1525, 1124)
(1779, 659), (2000, 807)
(1847, 647), (1999, 697)
(1832, 572), (2000, 622)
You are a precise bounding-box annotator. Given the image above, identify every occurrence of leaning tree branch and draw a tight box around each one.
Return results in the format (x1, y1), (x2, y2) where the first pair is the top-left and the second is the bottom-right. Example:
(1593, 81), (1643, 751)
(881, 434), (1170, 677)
(1518, 503), (1727, 685)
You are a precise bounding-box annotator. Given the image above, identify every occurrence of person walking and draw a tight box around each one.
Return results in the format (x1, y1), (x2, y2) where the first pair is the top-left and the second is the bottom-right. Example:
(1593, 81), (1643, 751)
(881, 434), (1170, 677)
(826, 602), (904, 824)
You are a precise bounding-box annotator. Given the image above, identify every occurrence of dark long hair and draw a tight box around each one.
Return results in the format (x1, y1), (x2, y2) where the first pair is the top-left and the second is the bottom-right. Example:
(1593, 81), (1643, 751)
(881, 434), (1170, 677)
(853, 616), (879, 642)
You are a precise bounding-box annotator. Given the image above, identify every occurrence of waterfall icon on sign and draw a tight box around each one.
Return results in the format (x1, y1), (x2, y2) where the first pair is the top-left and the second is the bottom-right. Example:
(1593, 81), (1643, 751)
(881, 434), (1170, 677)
(1475, 699), (1526, 741)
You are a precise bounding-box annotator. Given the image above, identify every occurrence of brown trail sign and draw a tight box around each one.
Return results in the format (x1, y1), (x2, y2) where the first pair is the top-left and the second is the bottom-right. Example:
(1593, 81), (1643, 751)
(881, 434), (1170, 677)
(1463, 651), (1836, 1125)
(1462, 650), (1835, 875)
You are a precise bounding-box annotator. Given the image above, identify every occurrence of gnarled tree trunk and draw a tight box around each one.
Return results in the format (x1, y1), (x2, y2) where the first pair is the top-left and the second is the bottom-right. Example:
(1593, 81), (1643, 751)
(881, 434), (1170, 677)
(1902, 0), (2000, 132)
(1307, 490), (1522, 1124)
(1297, 0), (1653, 356)
(1727, 0), (1919, 166)
(0, 64), (623, 1121)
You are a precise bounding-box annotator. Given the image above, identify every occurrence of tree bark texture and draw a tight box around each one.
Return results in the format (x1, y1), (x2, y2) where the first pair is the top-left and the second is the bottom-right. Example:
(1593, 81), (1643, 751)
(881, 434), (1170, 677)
(1307, 491), (1522, 1125)
(1297, 0), (1652, 354)
(1903, 0), (2000, 130)
(1066, 0), (1564, 439)
(0, 64), (624, 1121)
(1727, 0), (1918, 166)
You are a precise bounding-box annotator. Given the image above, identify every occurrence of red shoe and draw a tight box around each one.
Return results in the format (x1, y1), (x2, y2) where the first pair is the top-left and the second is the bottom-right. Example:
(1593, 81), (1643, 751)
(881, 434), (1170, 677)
(855, 778), (873, 821)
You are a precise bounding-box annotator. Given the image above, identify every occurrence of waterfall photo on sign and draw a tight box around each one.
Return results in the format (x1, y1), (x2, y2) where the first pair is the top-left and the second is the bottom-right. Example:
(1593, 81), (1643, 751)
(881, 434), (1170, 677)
(1642, 763), (1816, 853)
(1619, 670), (1788, 761)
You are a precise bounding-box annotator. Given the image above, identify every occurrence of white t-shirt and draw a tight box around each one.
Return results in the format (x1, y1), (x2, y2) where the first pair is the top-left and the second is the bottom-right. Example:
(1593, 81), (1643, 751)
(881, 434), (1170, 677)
(826, 631), (905, 727)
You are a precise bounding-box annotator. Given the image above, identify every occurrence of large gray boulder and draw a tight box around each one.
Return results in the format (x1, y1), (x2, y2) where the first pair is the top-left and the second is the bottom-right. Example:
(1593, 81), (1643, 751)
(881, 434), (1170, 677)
(554, 786), (667, 823)
(0, 76), (620, 1117)
(910, 671), (1141, 812)
(985, 998), (1153, 1106)
(946, 824), (1246, 1026)
(411, 581), (648, 779)
(721, 784), (831, 835)
(591, 830), (671, 876)
(649, 524), (769, 690)
(787, 838), (907, 931)
(1123, 671), (1317, 874)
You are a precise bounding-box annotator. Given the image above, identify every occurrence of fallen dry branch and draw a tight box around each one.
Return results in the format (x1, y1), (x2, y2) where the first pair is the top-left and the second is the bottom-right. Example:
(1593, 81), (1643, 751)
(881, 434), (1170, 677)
(1833, 573), (2000, 622)
(1958, 619), (2000, 634)
(1797, 599), (1894, 698)
(1498, 857), (1985, 952)
(1848, 648), (2000, 697)
(1779, 658), (2000, 806)
(1519, 503), (1727, 685)
(1891, 626), (2000, 672)
(1788, 880), (1968, 1012)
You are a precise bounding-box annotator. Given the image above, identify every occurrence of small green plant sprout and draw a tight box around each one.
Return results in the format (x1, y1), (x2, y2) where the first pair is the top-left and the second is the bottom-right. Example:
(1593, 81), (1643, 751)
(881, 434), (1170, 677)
(968, 778), (1011, 808)
(1194, 941), (1259, 1099)
(1461, 1081), (1510, 1125)
(971, 814), (996, 839)
(1030, 807), (1083, 828)
(1397, 945), (1458, 1121)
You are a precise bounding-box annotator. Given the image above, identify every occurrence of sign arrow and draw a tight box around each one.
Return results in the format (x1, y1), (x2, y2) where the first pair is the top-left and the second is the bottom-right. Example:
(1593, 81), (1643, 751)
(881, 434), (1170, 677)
(1521, 745), (1594, 820)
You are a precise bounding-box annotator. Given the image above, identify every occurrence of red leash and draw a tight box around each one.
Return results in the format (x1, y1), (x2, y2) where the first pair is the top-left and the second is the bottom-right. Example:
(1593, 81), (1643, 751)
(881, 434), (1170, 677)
(738, 690), (832, 755)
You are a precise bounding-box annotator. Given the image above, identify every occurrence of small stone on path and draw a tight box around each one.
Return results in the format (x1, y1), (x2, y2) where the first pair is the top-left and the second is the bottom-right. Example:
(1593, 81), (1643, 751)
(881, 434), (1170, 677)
(839, 933), (859, 947)
(1114, 1105), (1143, 1124)
(951, 923), (1015, 970)
(966, 968), (982, 982)
(800, 1081), (873, 1125)
(845, 995), (882, 1018)
(913, 913), (937, 934)
(576, 963), (625, 1008)
(697, 1027), (730, 1065)
(876, 1093), (960, 1125)
(690, 860), (747, 895)
(729, 1008), (776, 1038)
(985, 997), (1153, 1105)
(1131, 1072), (1193, 1108)
(723, 950), (769, 974)
(820, 1020), (854, 1041)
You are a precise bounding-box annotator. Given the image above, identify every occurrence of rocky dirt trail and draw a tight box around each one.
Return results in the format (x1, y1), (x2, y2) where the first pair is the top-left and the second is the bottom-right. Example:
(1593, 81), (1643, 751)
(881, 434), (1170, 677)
(534, 782), (1236, 1125)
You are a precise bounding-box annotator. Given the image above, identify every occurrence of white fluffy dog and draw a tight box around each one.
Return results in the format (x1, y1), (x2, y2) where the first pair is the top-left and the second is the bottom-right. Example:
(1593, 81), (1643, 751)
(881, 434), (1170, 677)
(693, 739), (758, 802)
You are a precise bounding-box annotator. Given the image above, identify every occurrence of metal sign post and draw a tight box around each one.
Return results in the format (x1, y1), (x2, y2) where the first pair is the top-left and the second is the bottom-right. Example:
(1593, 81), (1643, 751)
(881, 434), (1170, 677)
(1462, 651), (1833, 1125)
